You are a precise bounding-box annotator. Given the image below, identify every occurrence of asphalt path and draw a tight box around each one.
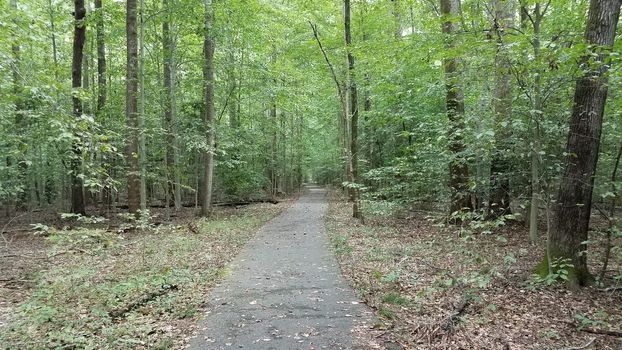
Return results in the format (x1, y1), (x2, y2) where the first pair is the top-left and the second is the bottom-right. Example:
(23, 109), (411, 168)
(188, 186), (373, 350)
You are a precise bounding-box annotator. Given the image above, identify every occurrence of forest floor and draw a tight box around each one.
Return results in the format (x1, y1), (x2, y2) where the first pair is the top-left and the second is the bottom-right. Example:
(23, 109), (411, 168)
(326, 193), (622, 350)
(0, 200), (291, 349)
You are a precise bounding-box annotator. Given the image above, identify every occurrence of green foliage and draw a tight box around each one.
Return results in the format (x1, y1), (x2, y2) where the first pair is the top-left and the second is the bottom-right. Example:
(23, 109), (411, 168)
(530, 257), (575, 287)
(382, 292), (409, 305)
(0, 204), (282, 349)
(332, 234), (353, 255)
(574, 310), (609, 330)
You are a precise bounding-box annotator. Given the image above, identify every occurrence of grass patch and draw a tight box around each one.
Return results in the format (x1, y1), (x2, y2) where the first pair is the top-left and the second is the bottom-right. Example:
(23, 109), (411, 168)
(382, 292), (409, 305)
(0, 203), (286, 349)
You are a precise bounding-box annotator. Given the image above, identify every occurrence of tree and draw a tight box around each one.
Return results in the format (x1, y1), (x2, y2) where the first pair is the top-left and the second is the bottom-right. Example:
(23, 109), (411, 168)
(519, 0), (550, 243)
(71, 0), (87, 215)
(95, 0), (106, 112)
(10, 0), (28, 211)
(489, 0), (513, 218)
(547, 0), (621, 287)
(344, 0), (361, 219)
(162, 0), (180, 210)
(440, 0), (471, 213)
(138, 0), (147, 212)
(126, 0), (140, 215)
(201, 0), (215, 216)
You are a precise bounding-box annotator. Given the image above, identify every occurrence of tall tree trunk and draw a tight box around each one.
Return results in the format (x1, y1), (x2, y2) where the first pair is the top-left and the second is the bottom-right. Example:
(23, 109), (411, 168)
(10, 0), (28, 211)
(548, 0), (621, 287)
(270, 94), (278, 199)
(162, 0), (178, 210)
(489, 0), (513, 218)
(526, 2), (545, 243)
(94, 0), (111, 209)
(345, 0), (361, 219)
(138, 0), (147, 211)
(227, 47), (239, 129)
(95, 0), (106, 111)
(126, 0), (140, 214)
(440, 0), (471, 213)
(390, 0), (402, 38)
(71, 0), (87, 215)
(200, 0), (215, 216)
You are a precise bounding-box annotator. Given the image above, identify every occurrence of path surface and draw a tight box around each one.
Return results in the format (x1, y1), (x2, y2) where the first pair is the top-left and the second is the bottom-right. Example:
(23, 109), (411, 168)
(188, 186), (374, 350)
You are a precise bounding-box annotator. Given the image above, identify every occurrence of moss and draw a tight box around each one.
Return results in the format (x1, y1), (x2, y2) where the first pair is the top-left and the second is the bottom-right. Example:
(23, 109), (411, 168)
(534, 252), (550, 278)
(535, 250), (593, 288)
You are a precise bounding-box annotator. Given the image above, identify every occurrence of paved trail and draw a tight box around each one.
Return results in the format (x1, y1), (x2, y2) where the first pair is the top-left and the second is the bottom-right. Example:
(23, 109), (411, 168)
(189, 186), (373, 350)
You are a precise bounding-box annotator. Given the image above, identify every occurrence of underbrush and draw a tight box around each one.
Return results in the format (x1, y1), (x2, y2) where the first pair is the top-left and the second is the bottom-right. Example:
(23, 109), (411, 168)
(0, 203), (286, 349)
(326, 196), (622, 349)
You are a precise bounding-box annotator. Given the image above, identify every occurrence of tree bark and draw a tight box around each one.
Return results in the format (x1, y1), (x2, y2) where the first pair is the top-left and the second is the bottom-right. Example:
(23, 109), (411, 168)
(344, 0), (361, 219)
(126, 0), (140, 215)
(138, 0), (147, 212)
(489, 0), (513, 218)
(270, 92), (278, 199)
(95, 0), (106, 112)
(548, 0), (621, 287)
(525, 2), (546, 243)
(10, 0), (29, 211)
(71, 0), (87, 215)
(440, 0), (471, 214)
(162, 0), (178, 210)
(200, 0), (215, 216)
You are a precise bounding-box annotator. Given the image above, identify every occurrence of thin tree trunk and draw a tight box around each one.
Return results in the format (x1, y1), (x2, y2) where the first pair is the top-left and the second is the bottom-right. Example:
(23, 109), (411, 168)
(200, 0), (215, 216)
(94, 0), (111, 209)
(48, 0), (60, 85)
(489, 0), (513, 218)
(162, 0), (177, 211)
(345, 0), (361, 219)
(10, 0), (28, 211)
(138, 0), (147, 211)
(126, 0), (140, 215)
(270, 94), (278, 199)
(440, 0), (471, 214)
(95, 0), (106, 111)
(71, 0), (87, 215)
(548, 0), (621, 287)
(528, 3), (545, 243)
(227, 46), (239, 129)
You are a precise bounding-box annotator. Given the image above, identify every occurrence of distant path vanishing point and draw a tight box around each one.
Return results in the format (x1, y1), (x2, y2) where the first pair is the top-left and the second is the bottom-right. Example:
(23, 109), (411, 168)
(188, 186), (374, 350)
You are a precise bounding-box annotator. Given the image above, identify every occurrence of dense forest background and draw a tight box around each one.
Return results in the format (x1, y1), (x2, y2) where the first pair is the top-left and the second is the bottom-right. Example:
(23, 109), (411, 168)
(1, 0), (622, 284)
(1, 0), (622, 348)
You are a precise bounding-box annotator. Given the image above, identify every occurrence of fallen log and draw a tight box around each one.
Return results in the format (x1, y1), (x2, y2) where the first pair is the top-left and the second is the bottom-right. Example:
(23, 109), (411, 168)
(115, 198), (279, 209)
(109, 284), (178, 319)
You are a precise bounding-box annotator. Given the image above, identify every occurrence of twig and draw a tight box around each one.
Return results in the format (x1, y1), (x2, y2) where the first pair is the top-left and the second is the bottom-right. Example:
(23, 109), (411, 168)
(308, 21), (345, 108)
(1, 212), (28, 248)
(109, 284), (178, 319)
(440, 297), (468, 332)
(0, 254), (38, 259)
(559, 337), (595, 350)
(560, 319), (622, 338)
(579, 327), (622, 338)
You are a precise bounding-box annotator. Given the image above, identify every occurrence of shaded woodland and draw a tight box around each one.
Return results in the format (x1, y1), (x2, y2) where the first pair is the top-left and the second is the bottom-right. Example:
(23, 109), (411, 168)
(1, 0), (622, 348)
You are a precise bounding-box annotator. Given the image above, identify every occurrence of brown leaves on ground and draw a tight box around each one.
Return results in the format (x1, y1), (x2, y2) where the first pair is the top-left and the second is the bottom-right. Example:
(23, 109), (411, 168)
(325, 198), (622, 350)
(0, 201), (290, 349)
